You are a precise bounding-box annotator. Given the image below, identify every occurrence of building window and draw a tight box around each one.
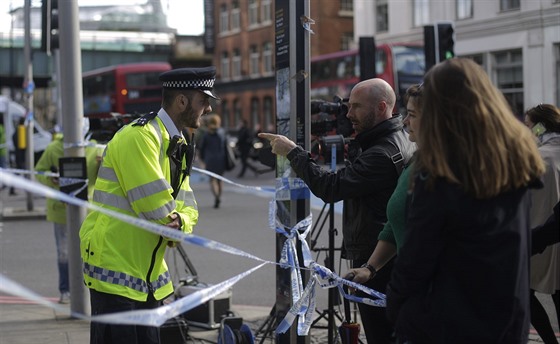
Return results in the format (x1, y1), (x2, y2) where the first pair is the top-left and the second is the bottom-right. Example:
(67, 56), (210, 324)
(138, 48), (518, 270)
(234, 98), (242, 123)
(231, 1), (241, 31)
(414, 0), (429, 27)
(376, 0), (388, 32)
(263, 96), (273, 131)
(500, 0), (520, 11)
(249, 0), (258, 27)
(456, 0), (473, 19)
(555, 44), (560, 106)
(340, 0), (353, 12)
(261, 0), (272, 23)
(221, 52), (230, 80)
(250, 45), (260, 76)
(463, 54), (484, 67)
(219, 4), (229, 33)
(221, 100), (229, 128)
(251, 97), (260, 128)
(341, 32), (354, 51)
(263, 42), (273, 75)
(232, 49), (242, 79)
(493, 49), (523, 117)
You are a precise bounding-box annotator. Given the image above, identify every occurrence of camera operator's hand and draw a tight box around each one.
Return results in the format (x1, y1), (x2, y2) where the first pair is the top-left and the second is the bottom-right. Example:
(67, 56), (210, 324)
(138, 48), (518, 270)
(258, 133), (297, 157)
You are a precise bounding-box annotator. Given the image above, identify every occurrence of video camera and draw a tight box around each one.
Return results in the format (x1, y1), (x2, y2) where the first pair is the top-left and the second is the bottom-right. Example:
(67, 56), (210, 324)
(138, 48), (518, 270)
(310, 96), (353, 138)
(310, 96), (354, 165)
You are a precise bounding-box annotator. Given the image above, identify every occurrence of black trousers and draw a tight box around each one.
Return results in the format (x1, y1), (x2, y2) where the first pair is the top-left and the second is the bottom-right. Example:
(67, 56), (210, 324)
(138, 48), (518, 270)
(90, 289), (162, 344)
(353, 257), (396, 344)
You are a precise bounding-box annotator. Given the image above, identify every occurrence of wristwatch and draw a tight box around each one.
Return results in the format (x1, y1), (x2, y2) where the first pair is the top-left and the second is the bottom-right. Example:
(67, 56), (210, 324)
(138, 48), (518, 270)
(361, 263), (377, 281)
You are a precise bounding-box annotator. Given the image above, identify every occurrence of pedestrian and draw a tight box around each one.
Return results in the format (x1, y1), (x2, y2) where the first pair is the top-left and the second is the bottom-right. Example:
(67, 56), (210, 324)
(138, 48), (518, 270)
(35, 119), (100, 304)
(236, 118), (258, 177)
(0, 116), (6, 169)
(344, 83), (423, 286)
(80, 66), (218, 344)
(199, 113), (227, 208)
(524, 103), (560, 344)
(259, 78), (416, 344)
(386, 58), (546, 343)
(10, 117), (26, 195)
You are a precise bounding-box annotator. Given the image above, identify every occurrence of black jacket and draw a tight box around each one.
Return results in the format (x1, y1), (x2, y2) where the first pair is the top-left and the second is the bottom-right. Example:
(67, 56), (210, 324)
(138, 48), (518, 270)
(386, 175), (534, 343)
(287, 115), (416, 260)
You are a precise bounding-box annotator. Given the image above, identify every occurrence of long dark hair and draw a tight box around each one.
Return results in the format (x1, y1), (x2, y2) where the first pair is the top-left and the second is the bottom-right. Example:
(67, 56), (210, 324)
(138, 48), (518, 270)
(415, 58), (545, 198)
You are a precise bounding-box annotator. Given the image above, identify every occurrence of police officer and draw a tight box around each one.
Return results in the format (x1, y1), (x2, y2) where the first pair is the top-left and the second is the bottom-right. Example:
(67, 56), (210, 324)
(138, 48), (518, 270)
(80, 67), (218, 344)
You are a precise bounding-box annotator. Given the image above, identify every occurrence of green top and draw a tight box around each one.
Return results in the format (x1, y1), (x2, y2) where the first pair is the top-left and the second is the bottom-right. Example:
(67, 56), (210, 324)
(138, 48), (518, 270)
(377, 164), (412, 253)
(35, 135), (100, 224)
(0, 124), (6, 158)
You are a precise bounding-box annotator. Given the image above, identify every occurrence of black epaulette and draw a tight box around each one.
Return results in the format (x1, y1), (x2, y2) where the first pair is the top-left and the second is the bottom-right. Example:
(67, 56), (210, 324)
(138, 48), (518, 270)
(132, 112), (158, 126)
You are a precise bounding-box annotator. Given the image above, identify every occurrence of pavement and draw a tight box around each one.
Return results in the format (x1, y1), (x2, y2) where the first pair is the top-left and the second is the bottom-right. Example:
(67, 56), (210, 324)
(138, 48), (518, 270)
(1, 164), (559, 343)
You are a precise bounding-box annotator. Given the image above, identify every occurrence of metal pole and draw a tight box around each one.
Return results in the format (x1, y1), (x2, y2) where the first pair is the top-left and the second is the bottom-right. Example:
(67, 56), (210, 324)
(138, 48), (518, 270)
(274, 0), (311, 342)
(53, 50), (62, 128)
(23, 0), (34, 211)
(58, 0), (89, 316)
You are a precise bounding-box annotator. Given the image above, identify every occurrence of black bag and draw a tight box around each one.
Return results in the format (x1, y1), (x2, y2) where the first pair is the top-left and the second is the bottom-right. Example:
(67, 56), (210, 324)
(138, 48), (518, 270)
(160, 317), (189, 343)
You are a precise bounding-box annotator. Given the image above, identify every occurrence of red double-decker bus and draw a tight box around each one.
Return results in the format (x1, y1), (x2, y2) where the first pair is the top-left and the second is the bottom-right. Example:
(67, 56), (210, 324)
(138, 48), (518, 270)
(82, 62), (171, 118)
(310, 43), (425, 108)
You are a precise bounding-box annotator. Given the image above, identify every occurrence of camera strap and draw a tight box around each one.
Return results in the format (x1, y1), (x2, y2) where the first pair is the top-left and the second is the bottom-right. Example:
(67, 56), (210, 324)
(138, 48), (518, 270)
(387, 141), (405, 177)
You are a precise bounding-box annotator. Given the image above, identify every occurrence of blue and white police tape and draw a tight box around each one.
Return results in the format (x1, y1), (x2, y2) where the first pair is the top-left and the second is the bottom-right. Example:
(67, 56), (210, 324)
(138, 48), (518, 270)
(2, 167), (387, 333)
(0, 264), (267, 327)
(273, 216), (386, 335)
(0, 168), (266, 263)
(193, 166), (275, 194)
(63, 140), (106, 151)
(2, 167), (59, 178)
(3, 167), (88, 198)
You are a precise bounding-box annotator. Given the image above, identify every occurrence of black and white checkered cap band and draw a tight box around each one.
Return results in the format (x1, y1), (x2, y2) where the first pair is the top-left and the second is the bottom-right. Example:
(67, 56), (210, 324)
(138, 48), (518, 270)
(162, 78), (215, 90)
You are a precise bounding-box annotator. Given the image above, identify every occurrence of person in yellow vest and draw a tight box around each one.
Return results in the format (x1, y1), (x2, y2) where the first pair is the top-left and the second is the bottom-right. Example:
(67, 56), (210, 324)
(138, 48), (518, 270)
(35, 120), (100, 304)
(80, 67), (218, 344)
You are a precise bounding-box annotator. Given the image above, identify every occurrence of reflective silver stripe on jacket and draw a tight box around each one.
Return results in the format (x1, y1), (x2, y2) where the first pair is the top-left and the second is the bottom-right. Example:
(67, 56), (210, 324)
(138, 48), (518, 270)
(149, 120), (165, 167)
(127, 179), (171, 203)
(83, 262), (171, 294)
(97, 166), (118, 182)
(138, 199), (176, 220)
(93, 190), (134, 213)
(176, 189), (198, 210)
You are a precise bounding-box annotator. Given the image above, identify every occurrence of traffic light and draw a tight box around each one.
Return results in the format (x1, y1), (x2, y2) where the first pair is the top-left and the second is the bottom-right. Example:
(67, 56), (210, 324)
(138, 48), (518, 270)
(436, 22), (455, 61)
(424, 21), (455, 72)
(41, 0), (59, 54)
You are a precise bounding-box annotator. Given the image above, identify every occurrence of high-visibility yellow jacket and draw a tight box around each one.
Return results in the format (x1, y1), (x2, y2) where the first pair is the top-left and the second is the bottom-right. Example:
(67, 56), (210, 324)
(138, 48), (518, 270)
(80, 115), (198, 301)
(35, 135), (100, 224)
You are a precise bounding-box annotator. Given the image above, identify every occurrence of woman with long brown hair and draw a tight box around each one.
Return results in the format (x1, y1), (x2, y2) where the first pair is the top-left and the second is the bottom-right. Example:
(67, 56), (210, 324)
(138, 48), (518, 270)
(386, 58), (546, 343)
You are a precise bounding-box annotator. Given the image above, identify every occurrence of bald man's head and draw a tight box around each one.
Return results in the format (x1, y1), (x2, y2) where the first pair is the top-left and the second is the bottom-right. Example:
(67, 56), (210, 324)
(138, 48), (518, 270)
(347, 78), (396, 133)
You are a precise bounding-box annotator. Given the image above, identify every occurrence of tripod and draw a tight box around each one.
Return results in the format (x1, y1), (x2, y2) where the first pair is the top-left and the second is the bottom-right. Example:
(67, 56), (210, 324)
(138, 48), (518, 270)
(308, 143), (346, 344)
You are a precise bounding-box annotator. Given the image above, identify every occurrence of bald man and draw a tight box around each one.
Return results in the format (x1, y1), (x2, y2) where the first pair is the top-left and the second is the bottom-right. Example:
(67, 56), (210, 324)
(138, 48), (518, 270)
(259, 78), (416, 344)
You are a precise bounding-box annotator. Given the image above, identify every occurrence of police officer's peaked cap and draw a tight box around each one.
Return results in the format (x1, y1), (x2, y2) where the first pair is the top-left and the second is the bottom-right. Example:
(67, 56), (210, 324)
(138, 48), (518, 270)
(159, 66), (219, 100)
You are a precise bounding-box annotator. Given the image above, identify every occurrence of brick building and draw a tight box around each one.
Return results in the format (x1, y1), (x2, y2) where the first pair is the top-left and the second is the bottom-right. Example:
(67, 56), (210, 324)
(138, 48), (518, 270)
(208, 0), (353, 131)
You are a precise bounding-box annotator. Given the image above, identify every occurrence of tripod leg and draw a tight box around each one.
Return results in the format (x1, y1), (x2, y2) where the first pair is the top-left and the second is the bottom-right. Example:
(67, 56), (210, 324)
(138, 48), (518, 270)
(255, 305), (276, 344)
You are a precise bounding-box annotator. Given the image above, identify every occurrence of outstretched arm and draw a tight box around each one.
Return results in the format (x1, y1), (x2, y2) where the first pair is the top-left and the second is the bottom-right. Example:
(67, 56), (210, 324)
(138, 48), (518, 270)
(258, 133), (297, 156)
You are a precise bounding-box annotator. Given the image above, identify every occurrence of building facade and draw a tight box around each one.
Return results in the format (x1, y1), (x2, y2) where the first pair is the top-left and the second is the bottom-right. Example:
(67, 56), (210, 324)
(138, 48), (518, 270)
(210, 0), (353, 131)
(354, 0), (560, 116)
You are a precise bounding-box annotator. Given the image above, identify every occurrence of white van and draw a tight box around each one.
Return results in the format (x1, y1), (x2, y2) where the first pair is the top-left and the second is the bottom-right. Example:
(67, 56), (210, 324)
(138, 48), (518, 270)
(0, 95), (52, 163)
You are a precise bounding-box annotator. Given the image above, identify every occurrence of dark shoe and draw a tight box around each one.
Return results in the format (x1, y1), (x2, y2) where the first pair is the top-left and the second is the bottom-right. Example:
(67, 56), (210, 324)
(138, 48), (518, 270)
(214, 199), (220, 208)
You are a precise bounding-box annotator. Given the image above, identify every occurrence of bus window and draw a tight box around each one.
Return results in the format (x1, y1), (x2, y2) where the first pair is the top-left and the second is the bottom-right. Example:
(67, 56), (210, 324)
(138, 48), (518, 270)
(376, 49), (387, 76)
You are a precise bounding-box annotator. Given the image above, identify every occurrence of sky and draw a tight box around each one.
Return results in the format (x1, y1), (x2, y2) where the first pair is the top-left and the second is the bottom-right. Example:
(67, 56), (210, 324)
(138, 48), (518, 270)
(0, 0), (205, 35)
